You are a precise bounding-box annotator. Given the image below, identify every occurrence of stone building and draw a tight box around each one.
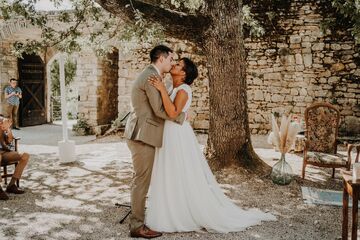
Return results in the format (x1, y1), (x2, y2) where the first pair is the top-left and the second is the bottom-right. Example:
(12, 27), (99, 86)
(0, 1), (359, 135)
(0, 14), (119, 133)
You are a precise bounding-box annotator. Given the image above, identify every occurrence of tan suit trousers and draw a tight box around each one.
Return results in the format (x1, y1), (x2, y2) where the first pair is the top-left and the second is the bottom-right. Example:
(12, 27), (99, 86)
(5, 104), (20, 128)
(127, 139), (155, 231)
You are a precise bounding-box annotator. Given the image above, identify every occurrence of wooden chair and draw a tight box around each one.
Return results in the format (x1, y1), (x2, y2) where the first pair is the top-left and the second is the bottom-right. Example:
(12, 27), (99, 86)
(1, 137), (21, 187)
(302, 102), (351, 179)
(348, 143), (360, 164)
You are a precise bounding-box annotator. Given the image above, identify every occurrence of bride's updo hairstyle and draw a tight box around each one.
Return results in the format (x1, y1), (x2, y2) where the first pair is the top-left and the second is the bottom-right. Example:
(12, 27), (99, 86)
(181, 57), (198, 85)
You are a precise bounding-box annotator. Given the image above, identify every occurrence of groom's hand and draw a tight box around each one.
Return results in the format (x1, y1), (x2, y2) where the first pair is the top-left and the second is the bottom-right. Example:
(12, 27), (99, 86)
(148, 75), (166, 93)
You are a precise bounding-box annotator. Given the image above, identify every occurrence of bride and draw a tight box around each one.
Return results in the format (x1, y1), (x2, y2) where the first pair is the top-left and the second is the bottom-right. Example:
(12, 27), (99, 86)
(146, 57), (275, 233)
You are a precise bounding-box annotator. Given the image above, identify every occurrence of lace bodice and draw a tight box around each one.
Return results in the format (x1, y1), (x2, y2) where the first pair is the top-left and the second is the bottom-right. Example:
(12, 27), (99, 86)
(169, 84), (192, 112)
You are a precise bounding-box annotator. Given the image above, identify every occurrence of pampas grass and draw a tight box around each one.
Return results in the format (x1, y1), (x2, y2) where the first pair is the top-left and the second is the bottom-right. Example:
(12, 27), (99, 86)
(268, 114), (301, 154)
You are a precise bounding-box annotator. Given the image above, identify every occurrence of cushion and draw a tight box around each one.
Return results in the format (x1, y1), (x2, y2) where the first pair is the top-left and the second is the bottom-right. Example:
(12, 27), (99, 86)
(306, 151), (347, 166)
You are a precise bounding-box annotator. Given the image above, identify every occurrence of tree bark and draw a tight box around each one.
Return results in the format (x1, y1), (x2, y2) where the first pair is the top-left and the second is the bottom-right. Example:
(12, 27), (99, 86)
(203, 0), (268, 172)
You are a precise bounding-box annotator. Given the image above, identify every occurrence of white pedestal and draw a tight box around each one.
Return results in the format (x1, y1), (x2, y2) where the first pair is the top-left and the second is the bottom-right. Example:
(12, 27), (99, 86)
(58, 140), (76, 163)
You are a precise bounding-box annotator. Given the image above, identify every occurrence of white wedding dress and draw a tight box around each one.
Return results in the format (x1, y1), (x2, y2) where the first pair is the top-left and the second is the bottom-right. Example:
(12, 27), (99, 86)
(146, 84), (275, 233)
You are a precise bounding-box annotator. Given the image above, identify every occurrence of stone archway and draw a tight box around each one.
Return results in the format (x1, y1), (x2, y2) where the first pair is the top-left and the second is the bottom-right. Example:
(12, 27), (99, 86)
(45, 49), (119, 132)
(45, 51), (79, 124)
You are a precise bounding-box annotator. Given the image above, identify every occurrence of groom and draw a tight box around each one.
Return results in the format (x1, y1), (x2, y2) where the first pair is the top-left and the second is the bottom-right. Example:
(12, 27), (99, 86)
(124, 45), (185, 238)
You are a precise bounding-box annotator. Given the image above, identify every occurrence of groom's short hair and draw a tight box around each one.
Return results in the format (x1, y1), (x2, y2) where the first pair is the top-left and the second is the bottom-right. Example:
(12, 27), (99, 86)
(150, 45), (173, 63)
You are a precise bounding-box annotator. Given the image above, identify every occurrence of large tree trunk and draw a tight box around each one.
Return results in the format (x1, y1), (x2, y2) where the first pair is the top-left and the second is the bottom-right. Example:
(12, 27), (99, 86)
(203, 0), (268, 172)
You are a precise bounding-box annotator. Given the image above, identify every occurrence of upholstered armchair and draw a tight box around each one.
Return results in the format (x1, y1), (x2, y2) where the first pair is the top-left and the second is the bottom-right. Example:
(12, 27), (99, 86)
(302, 102), (351, 179)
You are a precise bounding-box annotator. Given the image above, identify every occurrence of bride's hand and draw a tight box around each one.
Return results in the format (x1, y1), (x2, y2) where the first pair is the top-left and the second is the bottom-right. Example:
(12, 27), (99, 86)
(148, 75), (166, 92)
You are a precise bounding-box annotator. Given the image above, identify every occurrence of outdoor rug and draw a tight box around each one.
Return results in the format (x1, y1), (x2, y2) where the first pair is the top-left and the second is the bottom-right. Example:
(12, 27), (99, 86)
(301, 186), (358, 207)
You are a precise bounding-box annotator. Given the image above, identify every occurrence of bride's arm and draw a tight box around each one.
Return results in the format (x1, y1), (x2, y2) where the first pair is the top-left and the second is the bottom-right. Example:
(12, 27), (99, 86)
(148, 77), (188, 119)
(162, 90), (188, 119)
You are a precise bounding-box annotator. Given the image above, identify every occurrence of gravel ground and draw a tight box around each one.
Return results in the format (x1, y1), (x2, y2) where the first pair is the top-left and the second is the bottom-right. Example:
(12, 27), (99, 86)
(0, 131), (354, 240)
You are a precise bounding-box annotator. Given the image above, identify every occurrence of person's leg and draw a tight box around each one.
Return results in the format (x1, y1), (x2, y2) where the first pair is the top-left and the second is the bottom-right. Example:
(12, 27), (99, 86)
(127, 140), (155, 232)
(2, 152), (28, 194)
(9, 152), (29, 185)
(12, 105), (20, 128)
(5, 104), (13, 119)
(0, 153), (9, 200)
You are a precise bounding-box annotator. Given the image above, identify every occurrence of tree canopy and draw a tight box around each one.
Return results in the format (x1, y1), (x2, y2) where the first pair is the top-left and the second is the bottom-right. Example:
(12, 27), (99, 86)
(1, 0), (358, 56)
(0, 0), (268, 56)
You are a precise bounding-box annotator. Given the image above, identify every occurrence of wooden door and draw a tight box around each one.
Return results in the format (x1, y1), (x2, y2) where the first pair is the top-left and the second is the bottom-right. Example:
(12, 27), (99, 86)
(18, 54), (46, 126)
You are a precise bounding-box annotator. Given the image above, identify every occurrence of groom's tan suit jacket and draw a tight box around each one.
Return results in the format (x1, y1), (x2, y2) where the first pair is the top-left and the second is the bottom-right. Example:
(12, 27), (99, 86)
(124, 65), (185, 147)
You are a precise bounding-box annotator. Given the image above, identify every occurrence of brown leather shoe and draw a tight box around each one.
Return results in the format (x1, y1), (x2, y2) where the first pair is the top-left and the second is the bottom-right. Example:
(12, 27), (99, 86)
(0, 188), (9, 200)
(130, 225), (162, 239)
(6, 184), (25, 194)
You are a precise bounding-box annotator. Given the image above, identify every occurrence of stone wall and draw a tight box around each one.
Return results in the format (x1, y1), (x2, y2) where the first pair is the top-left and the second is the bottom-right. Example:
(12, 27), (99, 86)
(76, 49), (119, 131)
(246, 1), (360, 134)
(75, 51), (100, 126)
(117, 48), (146, 117)
(0, 41), (18, 114)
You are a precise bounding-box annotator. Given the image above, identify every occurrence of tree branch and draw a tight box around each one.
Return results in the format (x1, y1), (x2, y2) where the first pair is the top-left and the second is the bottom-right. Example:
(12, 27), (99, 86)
(96, 0), (210, 43)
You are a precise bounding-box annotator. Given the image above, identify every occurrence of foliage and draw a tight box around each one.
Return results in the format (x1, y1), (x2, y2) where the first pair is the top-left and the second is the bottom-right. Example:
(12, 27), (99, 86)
(244, 0), (292, 37)
(244, 0), (359, 41)
(72, 117), (93, 135)
(2, 0), (359, 55)
(1, 0), (98, 55)
(0, 0), (165, 57)
(170, 0), (204, 12)
(116, 7), (165, 51)
(332, 0), (360, 43)
(50, 58), (77, 95)
(0, 0), (271, 55)
(319, 0), (360, 43)
(242, 5), (265, 38)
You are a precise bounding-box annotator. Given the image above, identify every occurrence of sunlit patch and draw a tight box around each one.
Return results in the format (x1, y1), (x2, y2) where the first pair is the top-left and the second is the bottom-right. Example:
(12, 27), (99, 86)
(255, 148), (356, 182)
(51, 230), (81, 240)
(35, 195), (101, 213)
(0, 212), (81, 239)
(0, 142), (133, 239)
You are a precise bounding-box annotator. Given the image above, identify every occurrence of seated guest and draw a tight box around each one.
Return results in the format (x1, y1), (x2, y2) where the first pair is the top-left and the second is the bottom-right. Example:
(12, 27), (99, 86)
(0, 117), (29, 200)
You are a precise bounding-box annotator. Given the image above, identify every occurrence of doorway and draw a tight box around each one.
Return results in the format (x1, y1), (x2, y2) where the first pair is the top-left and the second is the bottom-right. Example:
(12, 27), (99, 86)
(18, 54), (47, 126)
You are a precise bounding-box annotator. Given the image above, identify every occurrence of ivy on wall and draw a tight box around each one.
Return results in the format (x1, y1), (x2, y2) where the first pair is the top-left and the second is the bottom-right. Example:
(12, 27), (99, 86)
(318, 0), (360, 44)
